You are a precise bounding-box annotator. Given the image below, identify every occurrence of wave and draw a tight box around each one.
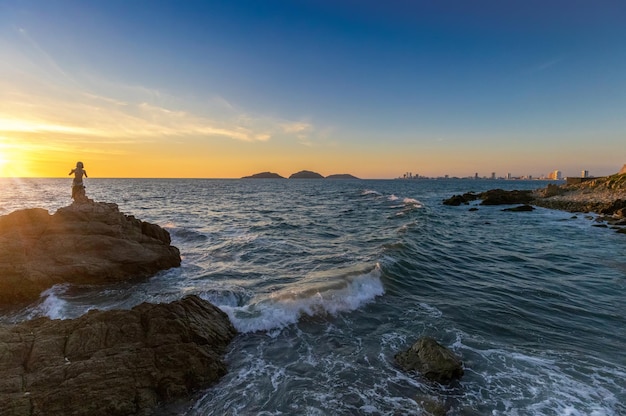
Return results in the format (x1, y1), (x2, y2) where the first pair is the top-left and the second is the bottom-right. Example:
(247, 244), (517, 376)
(218, 263), (385, 333)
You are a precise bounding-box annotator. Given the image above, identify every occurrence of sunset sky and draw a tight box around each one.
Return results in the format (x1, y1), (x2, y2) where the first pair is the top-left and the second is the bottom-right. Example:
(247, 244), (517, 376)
(1, 0), (625, 179)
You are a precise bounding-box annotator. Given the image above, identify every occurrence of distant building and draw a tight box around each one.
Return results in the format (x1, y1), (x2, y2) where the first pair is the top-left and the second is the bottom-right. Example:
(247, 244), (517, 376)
(491, 172), (496, 180)
(581, 170), (589, 178)
(507, 173), (511, 180)
(474, 172), (479, 180)
(548, 170), (562, 180)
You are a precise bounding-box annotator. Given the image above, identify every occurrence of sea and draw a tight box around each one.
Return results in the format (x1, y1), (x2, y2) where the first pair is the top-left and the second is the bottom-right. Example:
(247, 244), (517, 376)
(0, 178), (624, 416)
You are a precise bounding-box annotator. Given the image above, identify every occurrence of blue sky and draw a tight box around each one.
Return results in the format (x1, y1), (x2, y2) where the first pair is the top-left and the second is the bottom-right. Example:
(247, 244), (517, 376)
(0, 0), (625, 178)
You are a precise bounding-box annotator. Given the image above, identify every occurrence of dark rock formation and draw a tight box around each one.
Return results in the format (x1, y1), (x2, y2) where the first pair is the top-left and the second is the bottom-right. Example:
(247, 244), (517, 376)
(479, 189), (534, 205)
(0, 295), (237, 416)
(442, 192), (479, 206)
(395, 337), (464, 384)
(443, 189), (533, 206)
(325, 174), (360, 180)
(242, 172), (285, 179)
(0, 201), (181, 307)
(289, 170), (324, 179)
(502, 204), (535, 212)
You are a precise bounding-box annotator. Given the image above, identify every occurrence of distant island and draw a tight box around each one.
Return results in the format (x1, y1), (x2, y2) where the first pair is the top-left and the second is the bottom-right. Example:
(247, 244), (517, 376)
(242, 170), (360, 179)
(325, 174), (360, 179)
(289, 170), (325, 179)
(242, 171), (285, 179)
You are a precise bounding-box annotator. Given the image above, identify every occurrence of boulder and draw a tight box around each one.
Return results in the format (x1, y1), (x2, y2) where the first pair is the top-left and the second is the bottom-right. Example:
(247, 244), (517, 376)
(479, 189), (534, 205)
(0, 295), (237, 416)
(442, 192), (479, 206)
(0, 201), (181, 306)
(395, 337), (464, 384)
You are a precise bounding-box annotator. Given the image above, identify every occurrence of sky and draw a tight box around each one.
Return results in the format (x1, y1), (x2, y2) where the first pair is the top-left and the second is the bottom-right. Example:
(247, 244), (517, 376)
(0, 0), (625, 179)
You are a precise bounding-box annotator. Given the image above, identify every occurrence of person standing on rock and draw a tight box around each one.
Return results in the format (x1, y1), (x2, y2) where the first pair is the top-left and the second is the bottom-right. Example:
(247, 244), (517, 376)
(69, 161), (88, 201)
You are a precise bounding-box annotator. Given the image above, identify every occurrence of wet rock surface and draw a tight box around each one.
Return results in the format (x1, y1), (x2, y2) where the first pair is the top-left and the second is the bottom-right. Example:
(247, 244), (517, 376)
(0, 201), (181, 306)
(395, 337), (464, 384)
(0, 295), (237, 416)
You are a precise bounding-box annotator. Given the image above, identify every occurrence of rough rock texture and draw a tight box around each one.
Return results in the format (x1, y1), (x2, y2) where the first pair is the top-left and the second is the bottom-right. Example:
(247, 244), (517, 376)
(395, 337), (464, 384)
(0, 295), (237, 416)
(0, 201), (181, 306)
(532, 174), (626, 215)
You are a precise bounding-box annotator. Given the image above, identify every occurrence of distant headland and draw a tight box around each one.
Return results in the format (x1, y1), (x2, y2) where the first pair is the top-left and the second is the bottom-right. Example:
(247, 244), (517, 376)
(242, 170), (359, 179)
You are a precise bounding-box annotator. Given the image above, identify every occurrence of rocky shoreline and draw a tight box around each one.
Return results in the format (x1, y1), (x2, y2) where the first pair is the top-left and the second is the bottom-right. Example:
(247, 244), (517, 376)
(0, 201), (181, 307)
(0, 295), (236, 416)
(443, 173), (626, 233)
(0, 200), (237, 415)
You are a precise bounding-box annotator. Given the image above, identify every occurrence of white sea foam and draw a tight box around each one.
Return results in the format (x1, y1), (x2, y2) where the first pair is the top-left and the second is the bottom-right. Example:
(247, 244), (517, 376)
(361, 189), (382, 196)
(452, 334), (625, 416)
(219, 264), (385, 333)
(26, 284), (90, 321)
(402, 197), (423, 207)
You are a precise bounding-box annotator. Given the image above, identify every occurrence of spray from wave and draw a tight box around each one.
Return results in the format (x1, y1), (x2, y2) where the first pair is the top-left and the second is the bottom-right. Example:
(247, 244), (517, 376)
(217, 263), (384, 333)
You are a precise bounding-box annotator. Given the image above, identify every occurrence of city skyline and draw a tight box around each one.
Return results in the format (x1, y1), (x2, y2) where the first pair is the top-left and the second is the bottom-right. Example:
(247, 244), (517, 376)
(1, 1), (625, 179)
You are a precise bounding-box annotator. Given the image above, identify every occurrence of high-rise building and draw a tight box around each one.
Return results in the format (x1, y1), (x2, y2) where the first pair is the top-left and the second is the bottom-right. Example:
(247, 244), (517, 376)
(548, 170), (562, 180)
(581, 170), (589, 178)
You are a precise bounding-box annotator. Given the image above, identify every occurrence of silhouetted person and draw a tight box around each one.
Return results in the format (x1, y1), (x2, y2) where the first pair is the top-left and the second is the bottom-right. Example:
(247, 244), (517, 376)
(69, 161), (88, 201)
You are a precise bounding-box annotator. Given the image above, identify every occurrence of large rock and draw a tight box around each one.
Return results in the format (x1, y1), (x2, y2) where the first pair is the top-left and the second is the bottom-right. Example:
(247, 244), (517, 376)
(395, 337), (464, 384)
(0, 295), (237, 416)
(0, 201), (181, 306)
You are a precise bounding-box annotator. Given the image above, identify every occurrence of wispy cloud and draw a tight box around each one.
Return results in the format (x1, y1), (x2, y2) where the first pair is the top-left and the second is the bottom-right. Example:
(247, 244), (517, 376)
(527, 57), (564, 74)
(0, 27), (316, 147)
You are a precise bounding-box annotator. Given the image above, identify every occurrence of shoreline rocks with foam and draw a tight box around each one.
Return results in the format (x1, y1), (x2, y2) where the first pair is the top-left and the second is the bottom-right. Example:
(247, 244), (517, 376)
(0, 201), (181, 307)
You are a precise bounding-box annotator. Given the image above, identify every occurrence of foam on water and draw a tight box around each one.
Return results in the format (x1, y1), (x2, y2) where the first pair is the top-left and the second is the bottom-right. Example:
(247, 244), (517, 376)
(219, 264), (384, 333)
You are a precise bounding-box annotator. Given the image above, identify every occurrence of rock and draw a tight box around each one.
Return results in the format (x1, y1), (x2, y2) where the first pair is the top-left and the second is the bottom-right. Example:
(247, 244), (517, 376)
(442, 192), (479, 206)
(502, 205), (535, 212)
(395, 337), (464, 384)
(0, 295), (236, 416)
(0, 201), (181, 307)
(289, 170), (324, 179)
(479, 189), (534, 205)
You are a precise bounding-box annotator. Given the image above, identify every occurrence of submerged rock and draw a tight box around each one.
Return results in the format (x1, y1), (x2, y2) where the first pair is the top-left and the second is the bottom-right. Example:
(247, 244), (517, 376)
(502, 204), (535, 212)
(395, 337), (464, 384)
(0, 295), (237, 416)
(0, 201), (181, 306)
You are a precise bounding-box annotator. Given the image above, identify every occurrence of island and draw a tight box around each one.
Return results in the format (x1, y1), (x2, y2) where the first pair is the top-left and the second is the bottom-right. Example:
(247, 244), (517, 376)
(289, 170), (324, 179)
(325, 174), (360, 180)
(242, 171), (285, 179)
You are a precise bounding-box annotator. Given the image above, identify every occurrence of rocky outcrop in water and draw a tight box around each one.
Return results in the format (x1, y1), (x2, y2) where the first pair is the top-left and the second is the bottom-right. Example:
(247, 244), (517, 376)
(395, 337), (464, 384)
(0, 201), (181, 306)
(0, 295), (237, 416)
(442, 189), (533, 206)
(442, 174), (626, 233)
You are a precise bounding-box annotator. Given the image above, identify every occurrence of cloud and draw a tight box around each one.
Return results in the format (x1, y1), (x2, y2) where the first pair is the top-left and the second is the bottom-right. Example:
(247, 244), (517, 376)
(527, 57), (564, 74)
(0, 26), (316, 145)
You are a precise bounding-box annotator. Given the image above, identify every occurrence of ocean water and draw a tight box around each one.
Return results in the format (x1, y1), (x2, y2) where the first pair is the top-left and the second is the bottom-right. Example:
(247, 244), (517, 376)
(0, 177), (624, 416)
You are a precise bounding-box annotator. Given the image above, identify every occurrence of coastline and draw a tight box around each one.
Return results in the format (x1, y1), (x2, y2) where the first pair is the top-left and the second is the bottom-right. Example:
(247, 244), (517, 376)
(443, 173), (626, 232)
